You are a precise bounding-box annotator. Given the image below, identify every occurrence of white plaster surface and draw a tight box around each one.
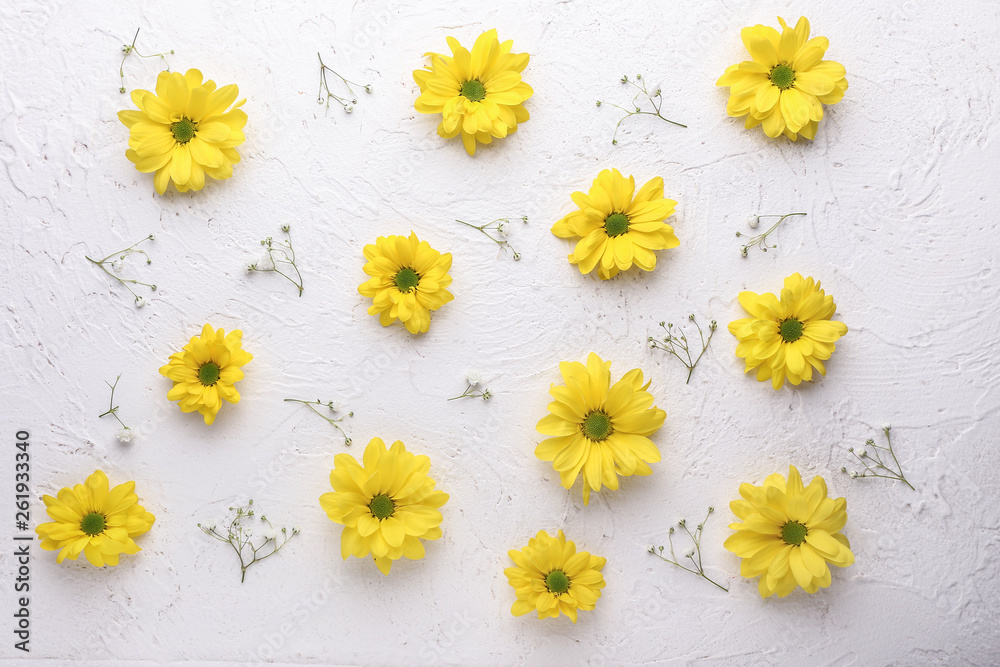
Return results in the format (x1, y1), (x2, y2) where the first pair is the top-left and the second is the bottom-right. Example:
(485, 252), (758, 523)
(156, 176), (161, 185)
(1, 0), (999, 665)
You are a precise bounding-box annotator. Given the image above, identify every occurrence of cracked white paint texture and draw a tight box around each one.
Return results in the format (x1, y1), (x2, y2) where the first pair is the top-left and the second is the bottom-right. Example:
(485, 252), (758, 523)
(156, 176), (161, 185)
(1, 0), (998, 665)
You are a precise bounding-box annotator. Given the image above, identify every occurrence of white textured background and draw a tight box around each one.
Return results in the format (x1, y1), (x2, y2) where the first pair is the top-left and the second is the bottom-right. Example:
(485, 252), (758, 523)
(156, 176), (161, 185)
(2, 0), (999, 665)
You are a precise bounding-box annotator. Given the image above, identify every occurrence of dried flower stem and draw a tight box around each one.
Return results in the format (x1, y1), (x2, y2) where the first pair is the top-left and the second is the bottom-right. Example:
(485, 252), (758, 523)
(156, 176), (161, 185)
(737, 212), (807, 256)
(843, 425), (915, 490)
(284, 398), (353, 444)
(649, 507), (728, 592)
(85, 234), (157, 307)
(97, 374), (130, 431)
(648, 314), (717, 384)
(118, 28), (173, 93)
(447, 383), (492, 401)
(199, 500), (299, 583)
(597, 74), (687, 145)
(454, 216), (527, 260)
(317, 52), (372, 113)
(248, 226), (304, 296)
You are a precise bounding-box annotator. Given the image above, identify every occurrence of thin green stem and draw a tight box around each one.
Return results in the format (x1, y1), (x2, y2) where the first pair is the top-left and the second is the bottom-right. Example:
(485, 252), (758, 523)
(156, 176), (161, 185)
(738, 213), (807, 256)
(599, 75), (686, 145)
(248, 227), (304, 296)
(86, 234), (157, 306)
(284, 398), (352, 444)
(454, 217), (526, 260)
(118, 28), (173, 93)
(649, 508), (728, 592)
(447, 382), (491, 401)
(317, 52), (372, 113)
(649, 315), (717, 384)
(97, 374), (129, 429)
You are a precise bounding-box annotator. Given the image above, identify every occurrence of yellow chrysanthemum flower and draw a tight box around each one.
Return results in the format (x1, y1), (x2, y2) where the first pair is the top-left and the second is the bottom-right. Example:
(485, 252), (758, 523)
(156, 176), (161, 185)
(725, 465), (854, 598)
(319, 437), (449, 576)
(358, 232), (454, 335)
(118, 69), (247, 194)
(413, 29), (533, 155)
(552, 169), (679, 280)
(36, 470), (155, 567)
(716, 17), (848, 140)
(505, 529), (606, 623)
(159, 323), (253, 425)
(536, 352), (665, 505)
(729, 273), (847, 390)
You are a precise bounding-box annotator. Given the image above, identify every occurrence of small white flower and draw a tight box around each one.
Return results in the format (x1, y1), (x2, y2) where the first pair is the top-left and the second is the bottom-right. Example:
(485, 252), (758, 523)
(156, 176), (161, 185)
(202, 519), (217, 530)
(850, 472), (860, 479)
(881, 423), (892, 431)
(747, 215), (759, 229)
(496, 222), (508, 237)
(292, 525), (301, 534)
(263, 527), (278, 540)
(244, 528), (253, 537)
(148, 233), (156, 240)
(255, 252), (275, 271)
(115, 427), (134, 443)
(329, 400), (343, 413)
(465, 370), (482, 386)
(135, 296), (146, 308)
(111, 260), (124, 274)
(685, 549), (695, 558)
(856, 446), (867, 457)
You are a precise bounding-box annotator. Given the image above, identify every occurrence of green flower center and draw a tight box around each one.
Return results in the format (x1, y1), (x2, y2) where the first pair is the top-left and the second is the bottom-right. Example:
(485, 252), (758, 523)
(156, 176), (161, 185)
(781, 520), (808, 546)
(769, 64), (796, 90)
(394, 267), (420, 293)
(582, 411), (612, 441)
(545, 569), (570, 594)
(604, 212), (630, 237)
(779, 317), (804, 343)
(198, 362), (221, 386)
(369, 494), (395, 520)
(170, 117), (197, 143)
(460, 79), (486, 102)
(81, 512), (106, 536)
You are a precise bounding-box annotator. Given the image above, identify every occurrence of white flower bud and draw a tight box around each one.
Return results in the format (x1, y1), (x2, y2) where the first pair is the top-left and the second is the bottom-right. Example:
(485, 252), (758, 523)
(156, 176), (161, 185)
(465, 370), (482, 386)
(747, 215), (759, 229)
(115, 428), (134, 443)
(111, 260), (124, 274)
(202, 519), (217, 530)
(135, 296), (146, 308)
(856, 446), (867, 457)
(292, 525), (301, 534)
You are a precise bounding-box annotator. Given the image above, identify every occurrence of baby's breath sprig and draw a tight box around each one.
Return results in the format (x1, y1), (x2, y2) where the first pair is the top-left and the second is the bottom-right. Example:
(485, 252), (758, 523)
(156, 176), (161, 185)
(199, 500), (299, 583)
(284, 398), (353, 444)
(317, 52), (372, 114)
(736, 212), (807, 257)
(454, 216), (527, 260)
(447, 371), (492, 401)
(842, 424), (915, 490)
(597, 74), (687, 145)
(98, 374), (133, 442)
(118, 28), (174, 94)
(648, 314), (717, 384)
(649, 507), (728, 592)
(247, 225), (304, 296)
(85, 234), (157, 308)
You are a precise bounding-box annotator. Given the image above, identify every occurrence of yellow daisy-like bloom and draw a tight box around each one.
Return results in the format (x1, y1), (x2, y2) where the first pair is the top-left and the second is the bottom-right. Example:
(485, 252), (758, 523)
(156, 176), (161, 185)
(358, 232), (454, 335)
(36, 470), (155, 567)
(118, 69), (247, 194)
(551, 169), (679, 280)
(729, 273), (847, 390)
(413, 29), (533, 155)
(536, 352), (665, 505)
(319, 437), (449, 576)
(725, 465), (854, 598)
(158, 323), (253, 425)
(716, 17), (848, 140)
(505, 530), (606, 622)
